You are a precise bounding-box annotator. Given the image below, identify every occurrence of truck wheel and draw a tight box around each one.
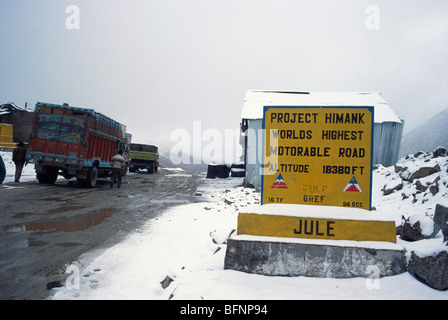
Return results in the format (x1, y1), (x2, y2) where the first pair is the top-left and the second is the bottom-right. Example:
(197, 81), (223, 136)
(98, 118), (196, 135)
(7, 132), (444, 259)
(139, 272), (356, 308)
(86, 166), (98, 187)
(36, 167), (59, 184)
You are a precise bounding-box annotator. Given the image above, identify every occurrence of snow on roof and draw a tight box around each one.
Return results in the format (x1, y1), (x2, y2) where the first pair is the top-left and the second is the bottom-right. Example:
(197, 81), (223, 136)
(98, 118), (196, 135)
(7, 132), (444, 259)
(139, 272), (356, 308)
(0, 103), (33, 113)
(241, 90), (402, 123)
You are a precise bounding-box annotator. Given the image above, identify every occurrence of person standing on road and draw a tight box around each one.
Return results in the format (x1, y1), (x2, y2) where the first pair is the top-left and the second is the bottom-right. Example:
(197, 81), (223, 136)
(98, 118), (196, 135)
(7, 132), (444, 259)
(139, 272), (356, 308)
(0, 154), (6, 184)
(12, 142), (27, 182)
(110, 150), (125, 188)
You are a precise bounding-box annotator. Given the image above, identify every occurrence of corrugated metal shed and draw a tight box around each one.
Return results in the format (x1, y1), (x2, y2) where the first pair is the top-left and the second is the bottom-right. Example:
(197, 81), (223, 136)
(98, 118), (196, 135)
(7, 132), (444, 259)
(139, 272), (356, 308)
(240, 90), (404, 188)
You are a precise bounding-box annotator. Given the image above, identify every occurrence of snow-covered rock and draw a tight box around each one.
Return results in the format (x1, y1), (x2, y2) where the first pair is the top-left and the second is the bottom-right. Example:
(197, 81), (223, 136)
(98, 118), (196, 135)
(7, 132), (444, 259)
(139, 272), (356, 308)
(408, 250), (448, 291)
(434, 204), (448, 243)
(400, 212), (439, 241)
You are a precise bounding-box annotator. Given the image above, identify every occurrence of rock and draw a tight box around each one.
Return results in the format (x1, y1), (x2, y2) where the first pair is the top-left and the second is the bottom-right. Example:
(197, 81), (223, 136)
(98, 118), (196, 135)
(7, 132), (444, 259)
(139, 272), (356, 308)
(46, 280), (62, 290)
(400, 217), (425, 241)
(383, 178), (403, 195)
(408, 250), (448, 291)
(433, 146), (447, 158)
(400, 213), (439, 241)
(429, 181), (440, 196)
(414, 180), (428, 192)
(210, 228), (236, 245)
(407, 164), (441, 182)
(434, 204), (448, 243)
(160, 275), (174, 289)
(414, 151), (426, 158)
(394, 164), (408, 174)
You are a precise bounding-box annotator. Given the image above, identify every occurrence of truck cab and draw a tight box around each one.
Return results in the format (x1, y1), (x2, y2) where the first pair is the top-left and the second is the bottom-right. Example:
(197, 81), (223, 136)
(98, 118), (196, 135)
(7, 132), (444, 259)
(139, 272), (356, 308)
(128, 143), (159, 174)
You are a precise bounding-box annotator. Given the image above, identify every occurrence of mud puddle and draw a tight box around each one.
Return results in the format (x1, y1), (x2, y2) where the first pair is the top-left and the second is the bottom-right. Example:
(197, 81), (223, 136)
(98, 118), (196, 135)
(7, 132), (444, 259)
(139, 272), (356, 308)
(3, 208), (120, 235)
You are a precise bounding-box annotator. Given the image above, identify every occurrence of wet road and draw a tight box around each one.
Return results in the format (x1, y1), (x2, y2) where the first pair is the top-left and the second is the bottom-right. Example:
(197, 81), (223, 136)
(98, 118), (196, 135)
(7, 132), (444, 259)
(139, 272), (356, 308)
(0, 169), (200, 299)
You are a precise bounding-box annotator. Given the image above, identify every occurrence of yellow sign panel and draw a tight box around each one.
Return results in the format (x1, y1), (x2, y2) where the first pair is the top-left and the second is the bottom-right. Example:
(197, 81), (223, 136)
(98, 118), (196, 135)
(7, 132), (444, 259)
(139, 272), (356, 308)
(128, 150), (157, 161)
(262, 106), (373, 210)
(238, 213), (396, 243)
(0, 124), (15, 148)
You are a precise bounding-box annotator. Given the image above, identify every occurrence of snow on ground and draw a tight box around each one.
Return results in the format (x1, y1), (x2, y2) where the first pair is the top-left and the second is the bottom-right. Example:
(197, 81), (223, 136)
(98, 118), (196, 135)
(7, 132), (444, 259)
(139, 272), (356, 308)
(0, 151), (39, 184)
(2, 150), (448, 299)
(50, 154), (448, 300)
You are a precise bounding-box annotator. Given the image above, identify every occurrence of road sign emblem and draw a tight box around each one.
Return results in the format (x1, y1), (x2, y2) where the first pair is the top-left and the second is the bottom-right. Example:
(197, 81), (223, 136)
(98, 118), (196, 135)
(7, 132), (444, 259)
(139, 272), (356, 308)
(343, 176), (362, 192)
(271, 174), (288, 189)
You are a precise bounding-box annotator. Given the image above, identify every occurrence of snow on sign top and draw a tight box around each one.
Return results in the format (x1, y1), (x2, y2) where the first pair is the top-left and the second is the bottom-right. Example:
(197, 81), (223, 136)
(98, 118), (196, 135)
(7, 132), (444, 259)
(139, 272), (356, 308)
(240, 90), (402, 124)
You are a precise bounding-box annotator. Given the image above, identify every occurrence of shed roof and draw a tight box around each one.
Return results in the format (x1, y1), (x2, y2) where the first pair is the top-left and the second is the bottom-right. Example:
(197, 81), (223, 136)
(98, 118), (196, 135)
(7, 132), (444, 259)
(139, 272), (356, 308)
(241, 91), (402, 123)
(0, 103), (32, 113)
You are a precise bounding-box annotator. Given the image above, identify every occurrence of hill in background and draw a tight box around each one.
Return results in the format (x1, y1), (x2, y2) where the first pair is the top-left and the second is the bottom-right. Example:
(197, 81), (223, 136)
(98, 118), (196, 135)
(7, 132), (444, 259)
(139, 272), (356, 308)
(400, 108), (448, 158)
(158, 152), (208, 173)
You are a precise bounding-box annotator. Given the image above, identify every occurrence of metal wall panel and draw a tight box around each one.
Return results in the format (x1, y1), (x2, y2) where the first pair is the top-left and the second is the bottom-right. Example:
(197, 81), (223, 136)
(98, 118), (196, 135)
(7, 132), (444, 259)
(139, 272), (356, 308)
(244, 119), (263, 188)
(373, 121), (404, 167)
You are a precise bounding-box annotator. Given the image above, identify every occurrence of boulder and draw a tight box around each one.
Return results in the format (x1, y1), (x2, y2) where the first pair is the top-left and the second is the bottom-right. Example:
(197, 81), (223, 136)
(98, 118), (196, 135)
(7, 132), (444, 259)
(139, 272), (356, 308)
(414, 180), (428, 192)
(408, 250), (448, 291)
(46, 280), (63, 290)
(429, 177), (440, 196)
(407, 164), (441, 182)
(434, 204), (448, 243)
(394, 164), (408, 174)
(433, 146), (447, 158)
(400, 213), (439, 241)
(414, 151), (427, 158)
(382, 178), (403, 195)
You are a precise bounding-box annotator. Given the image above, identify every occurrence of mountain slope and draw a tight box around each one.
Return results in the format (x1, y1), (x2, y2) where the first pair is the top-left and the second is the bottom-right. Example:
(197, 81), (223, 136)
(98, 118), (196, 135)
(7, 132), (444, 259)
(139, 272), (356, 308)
(400, 108), (448, 158)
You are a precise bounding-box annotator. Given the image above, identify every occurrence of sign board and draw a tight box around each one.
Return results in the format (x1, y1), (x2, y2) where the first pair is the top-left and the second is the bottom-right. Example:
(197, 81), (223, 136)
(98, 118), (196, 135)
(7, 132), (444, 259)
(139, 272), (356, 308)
(237, 213), (396, 243)
(262, 106), (374, 210)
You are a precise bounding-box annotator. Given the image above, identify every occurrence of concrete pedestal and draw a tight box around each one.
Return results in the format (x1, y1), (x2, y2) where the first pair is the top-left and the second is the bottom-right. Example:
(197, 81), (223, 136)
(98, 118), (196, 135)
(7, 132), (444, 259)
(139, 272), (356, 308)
(224, 235), (406, 278)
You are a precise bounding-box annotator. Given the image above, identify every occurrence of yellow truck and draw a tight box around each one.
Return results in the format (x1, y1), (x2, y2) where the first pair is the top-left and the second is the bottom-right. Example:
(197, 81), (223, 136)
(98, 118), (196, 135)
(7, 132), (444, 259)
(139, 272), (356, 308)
(128, 143), (159, 174)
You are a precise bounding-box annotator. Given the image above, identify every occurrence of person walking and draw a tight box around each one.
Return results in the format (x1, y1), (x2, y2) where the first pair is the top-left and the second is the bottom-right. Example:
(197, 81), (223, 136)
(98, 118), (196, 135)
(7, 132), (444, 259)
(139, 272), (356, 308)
(12, 142), (27, 182)
(110, 150), (125, 188)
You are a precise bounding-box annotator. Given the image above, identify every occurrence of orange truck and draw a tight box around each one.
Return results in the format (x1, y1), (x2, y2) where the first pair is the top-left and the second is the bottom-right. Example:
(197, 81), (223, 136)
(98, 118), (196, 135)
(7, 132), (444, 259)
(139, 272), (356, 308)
(26, 102), (131, 187)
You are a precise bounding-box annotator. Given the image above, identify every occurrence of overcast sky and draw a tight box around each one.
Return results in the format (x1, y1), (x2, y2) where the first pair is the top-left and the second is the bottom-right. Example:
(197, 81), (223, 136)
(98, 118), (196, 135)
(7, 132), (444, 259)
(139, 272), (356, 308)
(1, 0), (447, 160)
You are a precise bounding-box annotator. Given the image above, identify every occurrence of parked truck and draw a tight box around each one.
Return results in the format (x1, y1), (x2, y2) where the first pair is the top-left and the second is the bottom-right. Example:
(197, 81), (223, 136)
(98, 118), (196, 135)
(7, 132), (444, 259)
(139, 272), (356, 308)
(128, 143), (159, 174)
(26, 102), (131, 187)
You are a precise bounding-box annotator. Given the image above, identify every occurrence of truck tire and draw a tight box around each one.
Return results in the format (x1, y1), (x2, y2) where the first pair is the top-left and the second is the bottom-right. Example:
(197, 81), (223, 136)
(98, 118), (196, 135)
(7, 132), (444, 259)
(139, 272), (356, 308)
(36, 167), (59, 184)
(86, 166), (98, 187)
